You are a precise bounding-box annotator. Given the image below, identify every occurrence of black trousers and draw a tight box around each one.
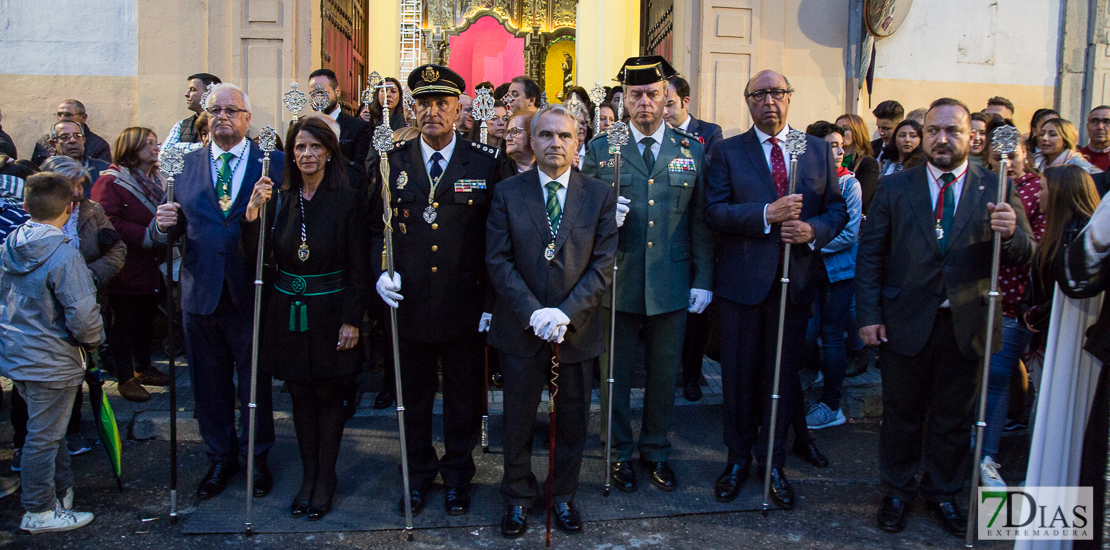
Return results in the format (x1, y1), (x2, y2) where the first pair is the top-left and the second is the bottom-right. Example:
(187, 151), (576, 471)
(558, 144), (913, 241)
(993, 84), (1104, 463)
(106, 293), (160, 383)
(399, 335), (483, 490)
(1076, 362), (1108, 550)
(182, 287), (274, 462)
(718, 290), (810, 468)
(879, 309), (979, 501)
(681, 305), (715, 385)
(499, 348), (591, 509)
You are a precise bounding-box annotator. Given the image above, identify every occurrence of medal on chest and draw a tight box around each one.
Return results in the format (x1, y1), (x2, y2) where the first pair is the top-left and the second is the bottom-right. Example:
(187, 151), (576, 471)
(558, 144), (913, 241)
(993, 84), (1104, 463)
(298, 190), (310, 262)
(544, 242), (556, 261)
(424, 176), (440, 224)
(935, 223), (944, 241)
(219, 195), (232, 212)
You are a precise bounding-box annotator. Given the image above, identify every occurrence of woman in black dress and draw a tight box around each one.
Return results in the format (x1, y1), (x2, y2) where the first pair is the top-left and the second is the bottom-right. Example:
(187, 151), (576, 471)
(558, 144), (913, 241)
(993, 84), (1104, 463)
(242, 117), (368, 521)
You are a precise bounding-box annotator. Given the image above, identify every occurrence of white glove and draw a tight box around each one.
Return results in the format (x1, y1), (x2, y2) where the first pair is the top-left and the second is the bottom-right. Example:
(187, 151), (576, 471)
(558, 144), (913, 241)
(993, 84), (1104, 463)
(376, 272), (403, 308)
(615, 195), (631, 228)
(689, 288), (713, 314)
(549, 325), (568, 344)
(478, 312), (492, 332)
(530, 308), (570, 341)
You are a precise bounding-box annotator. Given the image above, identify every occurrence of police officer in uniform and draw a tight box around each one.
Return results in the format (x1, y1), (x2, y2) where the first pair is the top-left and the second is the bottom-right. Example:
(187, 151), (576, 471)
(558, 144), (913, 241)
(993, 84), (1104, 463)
(368, 64), (501, 517)
(581, 56), (715, 493)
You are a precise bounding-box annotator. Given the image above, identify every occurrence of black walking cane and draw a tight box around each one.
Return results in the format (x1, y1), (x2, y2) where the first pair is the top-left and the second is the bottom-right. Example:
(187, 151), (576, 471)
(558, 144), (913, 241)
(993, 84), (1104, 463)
(157, 146), (185, 524)
(244, 126), (278, 535)
(602, 98), (629, 496)
(964, 125), (1022, 547)
(472, 86), (496, 452)
(546, 343), (561, 548)
(761, 130), (808, 516)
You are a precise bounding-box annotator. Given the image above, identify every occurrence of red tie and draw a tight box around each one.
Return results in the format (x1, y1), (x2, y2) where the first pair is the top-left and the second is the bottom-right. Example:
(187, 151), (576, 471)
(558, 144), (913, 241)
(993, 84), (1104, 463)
(769, 137), (788, 197)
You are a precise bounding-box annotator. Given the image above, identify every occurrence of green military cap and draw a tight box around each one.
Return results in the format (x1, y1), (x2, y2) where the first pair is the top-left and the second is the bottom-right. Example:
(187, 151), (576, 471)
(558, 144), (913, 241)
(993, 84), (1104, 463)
(408, 64), (465, 98)
(616, 55), (679, 86)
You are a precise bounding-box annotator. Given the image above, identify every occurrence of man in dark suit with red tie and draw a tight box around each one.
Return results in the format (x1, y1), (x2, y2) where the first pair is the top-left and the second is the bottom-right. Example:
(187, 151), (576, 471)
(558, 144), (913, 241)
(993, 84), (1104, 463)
(856, 98), (1034, 537)
(703, 70), (847, 510)
(486, 105), (618, 538)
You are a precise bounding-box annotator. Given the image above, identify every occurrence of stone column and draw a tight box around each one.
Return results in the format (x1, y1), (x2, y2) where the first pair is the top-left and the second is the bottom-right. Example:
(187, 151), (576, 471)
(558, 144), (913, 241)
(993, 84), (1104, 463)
(1057, 0), (1110, 142)
(575, 0), (641, 94)
(367, 0), (401, 79)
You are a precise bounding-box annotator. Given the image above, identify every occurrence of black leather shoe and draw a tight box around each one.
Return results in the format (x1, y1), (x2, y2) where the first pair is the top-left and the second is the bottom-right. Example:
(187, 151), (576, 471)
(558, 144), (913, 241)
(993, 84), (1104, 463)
(761, 467), (795, 510)
(877, 496), (908, 533)
(491, 371), (504, 388)
(792, 440), (830, 468)
(398, 488), (426, 517)
(931, 501), (967, 537)
(197, 459), (239, 499)
(291, 499), (309, 518)
(609, 461), (638, 493)
(713, 461), (750, 503)
(501, 505), (529, 538)
(683, 380), (703, 402)
(373, 388), (395, 410)
(252, 456), (272, 498)
(445, 486), (470, 516)
(307, 501), (331, 521)
(554, 501), (582, 532)
(639, 459), (677, 492)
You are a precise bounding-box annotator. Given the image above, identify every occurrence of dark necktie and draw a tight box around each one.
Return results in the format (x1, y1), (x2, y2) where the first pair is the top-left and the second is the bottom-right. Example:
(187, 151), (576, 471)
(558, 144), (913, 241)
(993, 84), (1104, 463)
(545, 180), (562, 235)
(641, 136), (656, 172)
(769, 137), (788, 197)
(429, 151), (444, 181)
(937, 172), (957, 253)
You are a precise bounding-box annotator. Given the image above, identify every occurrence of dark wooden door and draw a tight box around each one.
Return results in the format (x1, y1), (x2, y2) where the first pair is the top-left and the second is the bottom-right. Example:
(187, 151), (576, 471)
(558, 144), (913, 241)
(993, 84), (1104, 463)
(641, 0), (674, 59)
(322, 0), (368, 113)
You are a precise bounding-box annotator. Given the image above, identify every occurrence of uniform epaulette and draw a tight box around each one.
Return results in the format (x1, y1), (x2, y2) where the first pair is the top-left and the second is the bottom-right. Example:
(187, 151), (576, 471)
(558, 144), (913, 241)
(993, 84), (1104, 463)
(672, 126), (697, 140)
(391, 139), (412, 150)
(587, 132), (610, 148)
(470, 140), (500, 158)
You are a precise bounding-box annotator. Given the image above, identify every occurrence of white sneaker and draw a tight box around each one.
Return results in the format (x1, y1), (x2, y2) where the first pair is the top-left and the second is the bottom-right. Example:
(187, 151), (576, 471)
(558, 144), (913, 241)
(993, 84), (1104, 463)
(0, 476), (19, 498)
(20, 501), (93, 533)
(980, 456), (1006, 488)
(805, 402), (847, 429)
(60, 487), (74, 509)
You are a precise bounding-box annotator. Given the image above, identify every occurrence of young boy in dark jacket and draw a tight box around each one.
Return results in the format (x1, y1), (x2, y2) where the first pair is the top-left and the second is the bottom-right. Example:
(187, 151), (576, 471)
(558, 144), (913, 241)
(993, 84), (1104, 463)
(0, 172), (102, 533)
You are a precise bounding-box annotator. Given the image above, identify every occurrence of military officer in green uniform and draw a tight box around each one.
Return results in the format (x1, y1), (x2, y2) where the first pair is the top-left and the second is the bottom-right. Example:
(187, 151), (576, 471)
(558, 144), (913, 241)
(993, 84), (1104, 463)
(581, 56), (714, 493)
(367, 64), (501, 517)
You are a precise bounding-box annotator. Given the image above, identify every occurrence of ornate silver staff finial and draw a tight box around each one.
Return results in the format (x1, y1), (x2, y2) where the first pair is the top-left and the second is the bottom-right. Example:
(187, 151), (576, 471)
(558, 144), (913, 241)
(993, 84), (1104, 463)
(360, 74), (374, 108)
(608, 96), (629, 150)
(158, 147), (185, 181)
(473, 88), (497, 145)
(589, 82), (606, 131)
(403, 90), (415, 121)
(283, 82), (308, 123)
(199, 83), (216, 111)
(991, 125), (1021, 156)
(258, 126), (278, 154)
(501, 92), (515, 112)
(784, 129), (808, 158)
(564, 95), (586, 120)
(539, 91), (548, 109)
(309, 84), (331, 112)
(373, 118), (394, 155)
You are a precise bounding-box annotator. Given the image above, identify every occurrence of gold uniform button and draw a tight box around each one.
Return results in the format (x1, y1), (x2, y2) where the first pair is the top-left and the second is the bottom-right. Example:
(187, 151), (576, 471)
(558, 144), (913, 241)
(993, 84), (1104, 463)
(431, 245), (438, 252)
(684, 182), (689, 187)
(433, 202), (439, 208)
(468, 199), (473, 205)
(649, 199), (655, 206)
(431, 223), (439, 230)
(648, 178), (654, 185)
(649, 221), (654, 227)
(647, 242), (654, 248)
(431, 267), (438, 273)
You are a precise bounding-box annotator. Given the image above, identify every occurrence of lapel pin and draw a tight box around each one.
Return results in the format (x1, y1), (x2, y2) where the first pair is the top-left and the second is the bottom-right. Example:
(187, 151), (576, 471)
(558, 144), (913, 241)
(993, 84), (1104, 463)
(979, 185), (985, 190)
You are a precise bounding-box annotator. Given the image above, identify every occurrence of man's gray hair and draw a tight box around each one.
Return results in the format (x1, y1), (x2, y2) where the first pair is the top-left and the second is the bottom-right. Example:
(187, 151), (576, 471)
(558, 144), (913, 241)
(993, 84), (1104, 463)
(530, 104), (579, 137)
(50, 119), (85, 139)
(205, 82), (252, 113)
(41, 155), (91, 187)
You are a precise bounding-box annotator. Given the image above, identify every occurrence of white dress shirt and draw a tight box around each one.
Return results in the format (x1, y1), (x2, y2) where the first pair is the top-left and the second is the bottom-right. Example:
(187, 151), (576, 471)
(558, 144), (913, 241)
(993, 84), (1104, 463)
(327, 105), (341, 121)
(209, 138), (251, 204)
(753, 125), (793, 234)
(630, 121), (666, 161)
(926, 160), (969, 308)
(420, 132), (457, 182)
(676, 114), (692, 132)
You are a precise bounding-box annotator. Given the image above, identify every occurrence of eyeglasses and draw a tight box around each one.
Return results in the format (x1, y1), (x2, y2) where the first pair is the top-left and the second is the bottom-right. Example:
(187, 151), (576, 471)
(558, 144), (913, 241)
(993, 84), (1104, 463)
(52, 133), (84, 142)
(206, 107), (247, 119)
(506, 127), (526, 138)
(1089, 118), (1110, 127)
(745, 88), (793, 102)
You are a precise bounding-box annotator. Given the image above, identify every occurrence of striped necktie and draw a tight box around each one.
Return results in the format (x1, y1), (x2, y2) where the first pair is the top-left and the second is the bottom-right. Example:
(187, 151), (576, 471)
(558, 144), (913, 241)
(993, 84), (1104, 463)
(545, 180), (562, 235)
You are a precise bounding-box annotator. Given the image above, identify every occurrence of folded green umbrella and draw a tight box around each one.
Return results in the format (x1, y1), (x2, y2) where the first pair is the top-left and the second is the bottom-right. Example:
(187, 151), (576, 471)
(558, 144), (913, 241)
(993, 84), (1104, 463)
(85, 350), (123, 492)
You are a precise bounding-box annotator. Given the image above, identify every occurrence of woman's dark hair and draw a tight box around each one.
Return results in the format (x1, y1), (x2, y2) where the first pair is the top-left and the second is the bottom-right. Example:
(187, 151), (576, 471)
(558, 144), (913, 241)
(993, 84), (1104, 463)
(474, 81), (494, 94)
(805, 120), (846, 140)
(493, 83), (511, 102)
(565, 86), (594, 114)
(369, 76), (403, 128)
(113, 127), (157, 170)
(0, 155), (39, 179)
(882, 119), (923, 162)
(282, 117), (348, 192)
(1035, 165), (1101, 281)
(1026, 108), (1060, 152)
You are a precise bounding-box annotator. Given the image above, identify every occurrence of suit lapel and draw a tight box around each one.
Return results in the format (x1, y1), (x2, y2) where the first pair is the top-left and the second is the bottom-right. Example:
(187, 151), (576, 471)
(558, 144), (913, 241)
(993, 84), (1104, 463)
(194, 145), (222, 213)
(233, 143), (261, 215)
(904, 166), (942, 256)
(622, 138), (649, 175)
(521, 170), (553, 245)
(649, 128), (680, 180)
(944, 165), (986, 254)
(741, 129), (776, 197)
(554, 171), (584, 252)
(687, 117), (701, 138)
(406, 146), (432, 198)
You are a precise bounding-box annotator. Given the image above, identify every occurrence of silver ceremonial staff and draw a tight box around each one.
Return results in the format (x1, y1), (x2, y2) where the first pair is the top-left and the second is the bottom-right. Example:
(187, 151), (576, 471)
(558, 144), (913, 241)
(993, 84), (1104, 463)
(473, 88), (496, 145)
(244, 125), (278, 536)
(603, 97), (628, 497)
(964, 125), (1021, 548)
(761, 129), (808, 516)
(157, 146), (185, 525)
(588, 82), (605, 138)
(370, 71), (415, 541)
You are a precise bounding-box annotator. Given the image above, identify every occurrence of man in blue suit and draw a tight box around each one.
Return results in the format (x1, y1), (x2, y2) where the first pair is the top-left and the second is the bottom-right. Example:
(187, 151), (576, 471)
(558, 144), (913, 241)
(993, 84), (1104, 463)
(152, 83), (281, 500)
(703, 70), (847, 509)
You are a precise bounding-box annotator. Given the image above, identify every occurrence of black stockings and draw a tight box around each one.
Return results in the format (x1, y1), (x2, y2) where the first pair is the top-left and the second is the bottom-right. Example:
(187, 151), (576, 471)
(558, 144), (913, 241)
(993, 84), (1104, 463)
(288, 375), (354, 507)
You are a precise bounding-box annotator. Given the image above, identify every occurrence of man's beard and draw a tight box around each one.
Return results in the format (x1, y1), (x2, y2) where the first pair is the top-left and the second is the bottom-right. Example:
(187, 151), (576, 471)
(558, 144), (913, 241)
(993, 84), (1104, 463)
(926, 146), (967, 171)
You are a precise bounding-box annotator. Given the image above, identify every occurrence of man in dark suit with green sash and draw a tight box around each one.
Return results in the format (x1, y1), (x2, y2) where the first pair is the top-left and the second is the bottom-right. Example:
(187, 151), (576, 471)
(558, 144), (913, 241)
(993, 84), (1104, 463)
(581, 56), (714, 493)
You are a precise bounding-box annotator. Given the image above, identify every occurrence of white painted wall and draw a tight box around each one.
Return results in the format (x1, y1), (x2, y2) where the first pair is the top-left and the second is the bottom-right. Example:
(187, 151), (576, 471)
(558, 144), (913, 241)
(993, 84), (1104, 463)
(873, 0), (1059, 87)
(0, 0), (139, 77)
